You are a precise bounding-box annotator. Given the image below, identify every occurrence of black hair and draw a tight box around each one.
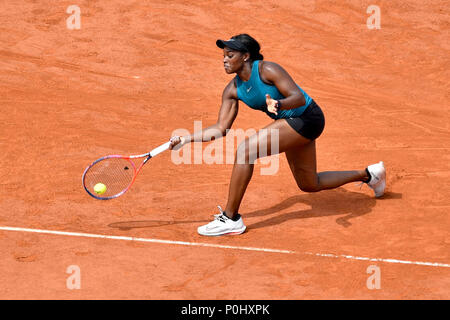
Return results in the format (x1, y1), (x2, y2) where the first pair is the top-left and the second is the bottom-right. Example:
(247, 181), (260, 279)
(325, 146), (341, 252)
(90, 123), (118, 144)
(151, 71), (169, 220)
(231, 34), (264, 61)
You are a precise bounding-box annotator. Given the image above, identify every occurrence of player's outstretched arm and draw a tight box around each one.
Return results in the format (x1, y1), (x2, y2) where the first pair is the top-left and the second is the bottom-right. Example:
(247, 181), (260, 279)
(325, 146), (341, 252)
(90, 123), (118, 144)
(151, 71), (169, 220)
(169, 80), (239, 150)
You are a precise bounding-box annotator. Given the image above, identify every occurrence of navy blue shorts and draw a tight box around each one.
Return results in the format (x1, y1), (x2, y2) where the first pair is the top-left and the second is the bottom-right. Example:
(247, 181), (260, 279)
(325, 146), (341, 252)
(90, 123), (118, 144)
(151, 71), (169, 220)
(285, 100), (325, 140)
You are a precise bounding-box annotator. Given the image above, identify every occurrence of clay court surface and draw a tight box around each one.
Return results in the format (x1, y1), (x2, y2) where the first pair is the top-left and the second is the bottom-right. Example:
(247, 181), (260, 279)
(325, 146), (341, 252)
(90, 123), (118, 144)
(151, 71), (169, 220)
(1, 0), (449, 299)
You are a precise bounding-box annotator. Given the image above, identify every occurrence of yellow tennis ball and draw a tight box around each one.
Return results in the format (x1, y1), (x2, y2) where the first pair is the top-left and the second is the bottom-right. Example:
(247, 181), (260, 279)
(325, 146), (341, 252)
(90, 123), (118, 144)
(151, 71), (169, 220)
(94, 183), (107, 195)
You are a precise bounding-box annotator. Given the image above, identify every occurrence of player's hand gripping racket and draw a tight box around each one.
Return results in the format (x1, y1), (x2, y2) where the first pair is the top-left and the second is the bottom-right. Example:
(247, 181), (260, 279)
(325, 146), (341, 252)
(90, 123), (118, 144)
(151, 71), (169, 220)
(82, 141), (171, 200)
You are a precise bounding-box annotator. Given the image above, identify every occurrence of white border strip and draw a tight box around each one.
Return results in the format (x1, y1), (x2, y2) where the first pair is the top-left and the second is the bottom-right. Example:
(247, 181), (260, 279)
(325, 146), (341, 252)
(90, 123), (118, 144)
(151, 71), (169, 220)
(1, 226), (449, 268)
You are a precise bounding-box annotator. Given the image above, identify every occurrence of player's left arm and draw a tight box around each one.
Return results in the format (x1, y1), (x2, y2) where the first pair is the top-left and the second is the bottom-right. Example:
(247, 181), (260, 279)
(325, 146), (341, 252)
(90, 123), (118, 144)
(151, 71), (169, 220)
(260, 61), (306, 110)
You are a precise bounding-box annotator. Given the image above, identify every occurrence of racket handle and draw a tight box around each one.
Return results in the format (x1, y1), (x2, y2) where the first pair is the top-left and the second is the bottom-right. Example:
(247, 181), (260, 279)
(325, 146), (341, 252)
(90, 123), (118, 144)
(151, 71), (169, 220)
(149, 141), (171, 157)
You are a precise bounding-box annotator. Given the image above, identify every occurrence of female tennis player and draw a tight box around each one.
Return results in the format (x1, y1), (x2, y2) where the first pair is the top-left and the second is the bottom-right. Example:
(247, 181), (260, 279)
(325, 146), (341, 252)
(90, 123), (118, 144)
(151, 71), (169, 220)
(169, 34), (386, 236)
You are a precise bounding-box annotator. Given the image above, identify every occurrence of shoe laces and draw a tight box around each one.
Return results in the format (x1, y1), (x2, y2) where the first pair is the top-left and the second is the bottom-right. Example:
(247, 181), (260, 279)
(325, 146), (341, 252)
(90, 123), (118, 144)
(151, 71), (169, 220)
(213, 206), (227, 222)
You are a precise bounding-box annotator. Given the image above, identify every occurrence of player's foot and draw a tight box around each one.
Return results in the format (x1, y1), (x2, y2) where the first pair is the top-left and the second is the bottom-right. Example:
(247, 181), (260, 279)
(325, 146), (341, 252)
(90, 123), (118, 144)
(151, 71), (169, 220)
(197, 206), (246, 236)
(366, 161), (386, 197)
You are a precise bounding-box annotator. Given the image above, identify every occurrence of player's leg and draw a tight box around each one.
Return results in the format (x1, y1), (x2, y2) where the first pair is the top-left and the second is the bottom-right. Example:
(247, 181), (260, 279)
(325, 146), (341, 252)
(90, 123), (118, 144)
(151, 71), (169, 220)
(223, 119), (312, 218)
(283, 100), (385, 195)
(197, 119), (309, 236)
(284, 140), (369, 192)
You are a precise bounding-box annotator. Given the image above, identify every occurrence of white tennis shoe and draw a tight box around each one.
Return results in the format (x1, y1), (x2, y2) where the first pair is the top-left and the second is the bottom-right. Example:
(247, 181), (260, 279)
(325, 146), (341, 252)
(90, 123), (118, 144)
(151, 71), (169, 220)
(366, 161), (386, 197)
(198, 206), (246, 236)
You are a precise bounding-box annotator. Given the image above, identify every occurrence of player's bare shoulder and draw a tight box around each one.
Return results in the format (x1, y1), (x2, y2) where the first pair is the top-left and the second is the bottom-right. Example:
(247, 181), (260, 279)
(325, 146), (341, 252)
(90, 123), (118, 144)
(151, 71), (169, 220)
(259, 60), (293, 84)
(260, 61), (288, 77)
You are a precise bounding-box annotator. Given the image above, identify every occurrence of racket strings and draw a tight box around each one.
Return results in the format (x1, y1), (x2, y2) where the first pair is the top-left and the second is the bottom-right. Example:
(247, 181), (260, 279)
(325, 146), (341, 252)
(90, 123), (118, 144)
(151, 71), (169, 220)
(84, 157), (135, 198)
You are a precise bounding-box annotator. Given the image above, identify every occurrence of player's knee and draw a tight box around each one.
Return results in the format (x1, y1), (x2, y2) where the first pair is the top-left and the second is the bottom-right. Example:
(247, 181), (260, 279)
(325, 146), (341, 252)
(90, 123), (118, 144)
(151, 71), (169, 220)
(236, 139), (258, 164)
(298, 183), (320, 193)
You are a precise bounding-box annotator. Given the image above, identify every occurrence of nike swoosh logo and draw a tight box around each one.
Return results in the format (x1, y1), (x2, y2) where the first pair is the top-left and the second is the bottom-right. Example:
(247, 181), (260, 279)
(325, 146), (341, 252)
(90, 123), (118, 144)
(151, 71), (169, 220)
(246, 86), (252, 93)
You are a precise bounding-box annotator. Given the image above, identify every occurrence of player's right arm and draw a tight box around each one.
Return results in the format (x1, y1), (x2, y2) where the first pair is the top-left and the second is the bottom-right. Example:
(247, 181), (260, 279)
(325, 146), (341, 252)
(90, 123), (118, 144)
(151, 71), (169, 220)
(216, 79), (239, 135)
(169, 80), (239, 149)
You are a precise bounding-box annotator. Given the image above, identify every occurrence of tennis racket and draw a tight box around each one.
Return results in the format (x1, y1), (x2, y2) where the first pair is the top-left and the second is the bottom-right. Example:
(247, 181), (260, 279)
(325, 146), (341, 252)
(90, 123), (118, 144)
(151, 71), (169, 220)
(82, 141), (171, 200)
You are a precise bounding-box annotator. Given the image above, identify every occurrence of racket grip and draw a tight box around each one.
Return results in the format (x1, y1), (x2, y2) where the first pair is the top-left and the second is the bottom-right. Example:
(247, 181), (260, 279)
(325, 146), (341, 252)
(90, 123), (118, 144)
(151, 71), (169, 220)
(150, 141), (171, 157)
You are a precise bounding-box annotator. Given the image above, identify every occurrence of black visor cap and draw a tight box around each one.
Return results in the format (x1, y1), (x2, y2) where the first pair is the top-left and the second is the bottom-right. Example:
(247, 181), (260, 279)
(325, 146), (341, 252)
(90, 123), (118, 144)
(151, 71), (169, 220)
(216, 39), (248, 52)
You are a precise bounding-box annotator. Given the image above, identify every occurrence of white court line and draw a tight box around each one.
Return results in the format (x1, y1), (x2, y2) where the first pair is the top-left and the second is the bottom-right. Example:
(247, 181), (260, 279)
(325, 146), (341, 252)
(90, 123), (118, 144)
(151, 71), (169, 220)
(305, 252), (450, 268)
(0, 226), (293, 254)
(1, 226), (449, 268)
